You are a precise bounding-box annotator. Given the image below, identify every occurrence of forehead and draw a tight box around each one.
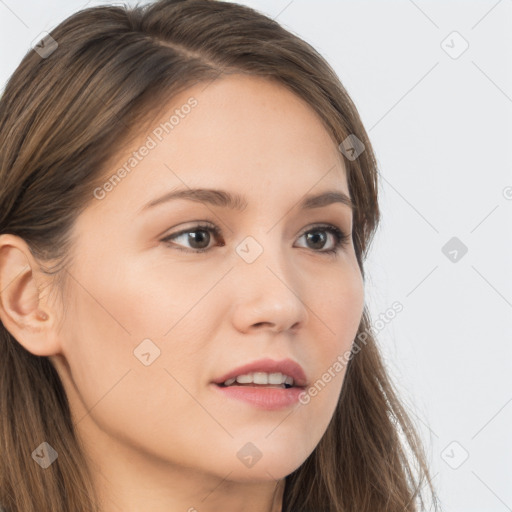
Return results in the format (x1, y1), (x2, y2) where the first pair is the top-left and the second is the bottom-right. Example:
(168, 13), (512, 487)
(88, 73), (349, 218)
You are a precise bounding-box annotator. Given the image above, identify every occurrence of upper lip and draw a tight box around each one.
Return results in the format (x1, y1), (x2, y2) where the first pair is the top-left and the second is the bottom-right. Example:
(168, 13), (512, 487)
(212, 357), (308, 388)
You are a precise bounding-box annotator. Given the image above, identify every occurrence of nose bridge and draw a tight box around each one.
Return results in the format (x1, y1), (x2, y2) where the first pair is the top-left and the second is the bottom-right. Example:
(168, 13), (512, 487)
(231, 228), (308, 332)
(235, 224), (290, 281)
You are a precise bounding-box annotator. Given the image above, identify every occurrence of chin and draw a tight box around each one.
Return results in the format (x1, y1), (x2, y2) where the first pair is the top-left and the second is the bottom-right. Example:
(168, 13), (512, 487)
(219, 451), (309, 483)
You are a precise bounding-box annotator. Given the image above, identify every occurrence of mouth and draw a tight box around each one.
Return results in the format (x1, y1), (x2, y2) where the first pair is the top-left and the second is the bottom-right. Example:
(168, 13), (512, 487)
(215, 381), (298, 389)
(210, 358), (308, 410)
(211, 357), (308, 388)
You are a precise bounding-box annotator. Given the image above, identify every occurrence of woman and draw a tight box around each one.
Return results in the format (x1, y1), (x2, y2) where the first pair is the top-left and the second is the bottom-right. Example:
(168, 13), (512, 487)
(0, 1), (439, 511)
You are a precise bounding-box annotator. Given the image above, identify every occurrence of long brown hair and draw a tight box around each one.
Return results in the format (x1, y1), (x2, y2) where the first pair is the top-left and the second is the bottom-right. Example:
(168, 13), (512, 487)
(0, 1), (439, 510)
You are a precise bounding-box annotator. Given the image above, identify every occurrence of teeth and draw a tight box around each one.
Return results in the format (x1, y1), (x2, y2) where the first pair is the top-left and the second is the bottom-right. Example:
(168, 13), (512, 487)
(252, 372), (268, 385)
(236, 374), (253, 384)
(222, 372), (294, 387)
(268, 373), (284, 385)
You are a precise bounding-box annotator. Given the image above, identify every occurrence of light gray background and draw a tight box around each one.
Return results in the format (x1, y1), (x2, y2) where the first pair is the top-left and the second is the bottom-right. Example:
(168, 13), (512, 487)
(1, 1), (511, 511)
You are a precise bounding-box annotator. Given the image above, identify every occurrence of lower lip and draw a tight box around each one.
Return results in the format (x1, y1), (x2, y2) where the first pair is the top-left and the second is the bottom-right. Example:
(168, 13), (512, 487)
(211, 383), (305, 410)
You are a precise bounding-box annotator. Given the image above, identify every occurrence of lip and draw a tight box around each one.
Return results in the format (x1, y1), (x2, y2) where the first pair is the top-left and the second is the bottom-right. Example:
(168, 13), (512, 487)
(211, 383), (306, 410)
(211, 357), (308, 388)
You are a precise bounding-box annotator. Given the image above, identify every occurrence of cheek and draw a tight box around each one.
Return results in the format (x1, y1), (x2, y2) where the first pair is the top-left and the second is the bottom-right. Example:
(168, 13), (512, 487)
(59, 254), (216, 423)
(58, 274), (212, 466)
(302, 262), (364, 409)
(317, 259), (365, 354)
(102, 252), (215, 339)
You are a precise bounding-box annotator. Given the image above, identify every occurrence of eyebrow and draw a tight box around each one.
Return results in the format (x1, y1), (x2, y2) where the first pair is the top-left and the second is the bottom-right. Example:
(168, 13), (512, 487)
(141, 187), (355, 213)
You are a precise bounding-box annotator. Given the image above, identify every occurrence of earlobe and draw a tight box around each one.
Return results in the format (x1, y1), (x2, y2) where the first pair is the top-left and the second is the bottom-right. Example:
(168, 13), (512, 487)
(0, 234), (60, 357)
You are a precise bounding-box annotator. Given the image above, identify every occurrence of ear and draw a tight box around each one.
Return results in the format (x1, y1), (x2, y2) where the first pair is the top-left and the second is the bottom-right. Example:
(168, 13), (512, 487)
(0, 233), (62, 357)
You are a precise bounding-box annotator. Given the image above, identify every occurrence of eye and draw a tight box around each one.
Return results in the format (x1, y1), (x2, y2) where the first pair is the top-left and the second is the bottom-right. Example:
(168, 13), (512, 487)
(160, 222), (350, 255)
(161, 223), (222, 253)
(296, 224), (351, 255)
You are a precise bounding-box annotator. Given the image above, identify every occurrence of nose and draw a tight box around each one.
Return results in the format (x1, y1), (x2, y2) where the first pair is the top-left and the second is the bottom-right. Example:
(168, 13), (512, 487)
(230, 243), (309, 335)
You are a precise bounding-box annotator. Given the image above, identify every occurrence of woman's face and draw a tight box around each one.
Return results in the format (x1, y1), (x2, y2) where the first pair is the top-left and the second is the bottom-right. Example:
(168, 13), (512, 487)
(50, 74), (364, 491)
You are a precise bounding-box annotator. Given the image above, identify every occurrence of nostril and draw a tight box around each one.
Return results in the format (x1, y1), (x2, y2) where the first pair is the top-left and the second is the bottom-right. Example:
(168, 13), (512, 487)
(253, 322), (271, 328)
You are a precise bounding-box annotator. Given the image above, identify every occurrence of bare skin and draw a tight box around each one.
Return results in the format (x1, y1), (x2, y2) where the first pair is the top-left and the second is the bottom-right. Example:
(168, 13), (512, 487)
(0, 74), (364, 511)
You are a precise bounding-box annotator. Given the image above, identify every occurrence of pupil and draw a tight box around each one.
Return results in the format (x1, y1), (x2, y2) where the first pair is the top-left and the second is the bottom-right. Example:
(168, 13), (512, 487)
(190, 230), (210, 249)
(307, 231), (326, 249)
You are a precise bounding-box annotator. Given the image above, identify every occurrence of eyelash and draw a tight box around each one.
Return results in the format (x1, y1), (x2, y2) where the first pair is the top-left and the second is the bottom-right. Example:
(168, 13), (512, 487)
(160, 222), (350, 257)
